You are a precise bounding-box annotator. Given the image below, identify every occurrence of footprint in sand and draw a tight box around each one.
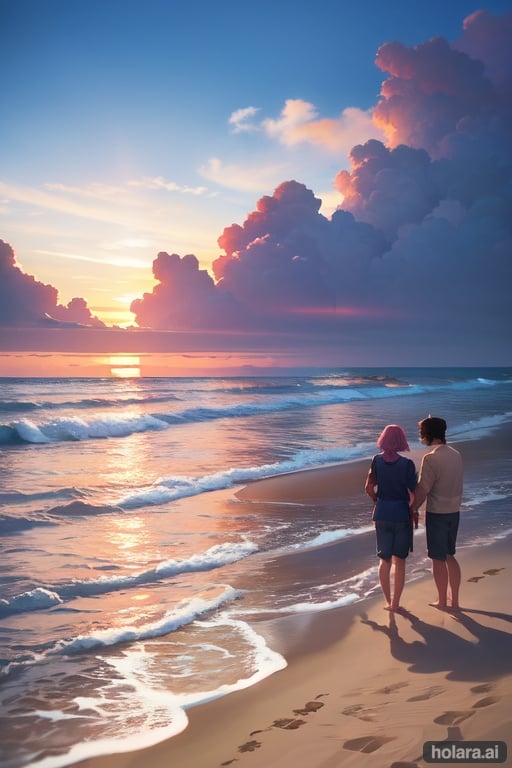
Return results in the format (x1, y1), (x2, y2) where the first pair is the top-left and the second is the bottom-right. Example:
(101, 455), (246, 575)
(293, 700), (325, 715)
(472, 696), (500, 708)
(238, 739), (261, 753)
(407, 685), (444, 702)
(343, 735), (395, 753)
(470, 683), (494, 694)
(468, 568), (504, 583)
(342, 703), (377, 722)
(228, 692), (328, 764)
(272, 718), (306, 730)
(434, 710), (475, 725)
(374, 681), (409, 695)
(389, 763), (421, 768)
(290, 693), (328, 717)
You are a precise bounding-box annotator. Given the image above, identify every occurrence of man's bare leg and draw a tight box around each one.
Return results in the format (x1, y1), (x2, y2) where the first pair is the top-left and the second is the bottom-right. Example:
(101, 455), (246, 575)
(430, 558), (448, 608)
(446, 554), (461, 609)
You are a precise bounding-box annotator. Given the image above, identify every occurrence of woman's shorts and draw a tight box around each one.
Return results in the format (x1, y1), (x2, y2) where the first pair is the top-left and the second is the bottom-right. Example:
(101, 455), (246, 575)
(375, 520), (411, 560)
(426, 512), (460, 560)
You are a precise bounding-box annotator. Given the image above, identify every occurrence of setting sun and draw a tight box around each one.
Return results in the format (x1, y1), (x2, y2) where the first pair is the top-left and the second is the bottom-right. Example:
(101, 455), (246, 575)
(109, 355), (141, 377)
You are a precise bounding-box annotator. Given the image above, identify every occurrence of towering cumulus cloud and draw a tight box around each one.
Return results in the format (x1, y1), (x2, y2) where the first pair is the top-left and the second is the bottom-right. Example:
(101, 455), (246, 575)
(130, 251), (242, 330)
(0, 240), (105, 328)
(214, 182), (339, 326)
(334, 8), (511, 340)
(130, 9), (511, 355)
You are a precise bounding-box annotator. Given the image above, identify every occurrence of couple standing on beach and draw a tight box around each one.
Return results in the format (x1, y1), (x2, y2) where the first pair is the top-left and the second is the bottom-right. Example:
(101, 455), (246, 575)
(365, 417), (463, 613)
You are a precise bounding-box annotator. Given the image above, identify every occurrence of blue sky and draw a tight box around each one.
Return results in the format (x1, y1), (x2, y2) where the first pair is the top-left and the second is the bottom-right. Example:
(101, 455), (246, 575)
(1, 1), (511, 373)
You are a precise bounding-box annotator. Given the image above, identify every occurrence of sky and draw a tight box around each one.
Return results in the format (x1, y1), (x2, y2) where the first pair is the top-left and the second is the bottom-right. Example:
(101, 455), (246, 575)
(1, 0), (511, 376)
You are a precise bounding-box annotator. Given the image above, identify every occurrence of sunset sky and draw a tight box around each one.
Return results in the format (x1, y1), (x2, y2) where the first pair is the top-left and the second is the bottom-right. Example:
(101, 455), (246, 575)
(1, 0), (511, 376)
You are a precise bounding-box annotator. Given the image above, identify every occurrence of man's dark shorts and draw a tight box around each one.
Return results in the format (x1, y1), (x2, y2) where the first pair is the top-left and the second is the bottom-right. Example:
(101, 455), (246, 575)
(426, 511), (460, 560)
(375, 520), (411, 560)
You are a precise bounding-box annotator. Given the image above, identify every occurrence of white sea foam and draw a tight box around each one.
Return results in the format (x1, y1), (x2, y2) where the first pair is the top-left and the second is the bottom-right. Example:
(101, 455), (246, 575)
(12, 419), (53, 443)
(0, 586), (63, 614)
(236, 565), (381, 618)
(492, 526), (512, 540)
(291, 566), (380, 610)
(176, 616), (287, 706)
(451, 411), (512, 439)
(464, 490), (509, 507)
(52, 586), (242, 655)
(28, 613), (287, 768)
(154, 541), (258, 575)
(292, 525), (375, 550)
(12, 412), (169, 442)
(27, 694), (189, 768)
(273, 592), (360, 614)
(118, 443), (375, 509)
(0, 541), (257, 617)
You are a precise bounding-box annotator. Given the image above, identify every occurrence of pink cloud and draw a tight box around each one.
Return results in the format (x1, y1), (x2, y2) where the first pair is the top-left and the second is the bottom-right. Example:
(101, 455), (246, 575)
(262, 99), (384, 153)
(217, 180), (323, 257)
(130, 251), (243, 330)
(51, 298), (106, 328)
(373, 19), (510, 160)
(333, 140), (435, 239)
(0, 239), (105, 328)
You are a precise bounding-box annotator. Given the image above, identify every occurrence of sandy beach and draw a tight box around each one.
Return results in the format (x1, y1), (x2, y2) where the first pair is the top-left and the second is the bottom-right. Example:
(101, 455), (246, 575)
(74, 449), (512, 768)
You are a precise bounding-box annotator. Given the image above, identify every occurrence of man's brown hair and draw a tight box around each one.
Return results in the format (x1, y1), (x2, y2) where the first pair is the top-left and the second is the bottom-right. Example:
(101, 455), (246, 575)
(419, 416), (447, 444)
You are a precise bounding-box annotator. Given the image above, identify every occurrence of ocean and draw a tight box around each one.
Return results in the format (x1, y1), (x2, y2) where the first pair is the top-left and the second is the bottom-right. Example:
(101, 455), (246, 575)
(0, 367), (511, 768)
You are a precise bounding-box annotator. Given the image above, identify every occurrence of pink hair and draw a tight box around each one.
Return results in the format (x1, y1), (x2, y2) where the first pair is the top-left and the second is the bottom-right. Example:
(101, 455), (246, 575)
(376, 424), (410, 453)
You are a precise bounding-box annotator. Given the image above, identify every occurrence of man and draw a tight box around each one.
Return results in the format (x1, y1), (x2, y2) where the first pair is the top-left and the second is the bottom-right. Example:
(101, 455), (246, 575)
(414, 416), (463, 610)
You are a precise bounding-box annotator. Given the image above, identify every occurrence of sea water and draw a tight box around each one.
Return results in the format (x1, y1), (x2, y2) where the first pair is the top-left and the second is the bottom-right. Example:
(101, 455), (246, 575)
(0, 368), (511, 767)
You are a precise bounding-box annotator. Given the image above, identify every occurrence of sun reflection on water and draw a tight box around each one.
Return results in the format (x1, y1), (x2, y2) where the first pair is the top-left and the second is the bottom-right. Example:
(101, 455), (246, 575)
(110, 516), (145, 550)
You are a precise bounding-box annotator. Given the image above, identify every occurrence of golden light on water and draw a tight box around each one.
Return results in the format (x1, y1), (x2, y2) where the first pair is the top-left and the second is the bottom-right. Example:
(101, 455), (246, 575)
(109, 516), (146, 550)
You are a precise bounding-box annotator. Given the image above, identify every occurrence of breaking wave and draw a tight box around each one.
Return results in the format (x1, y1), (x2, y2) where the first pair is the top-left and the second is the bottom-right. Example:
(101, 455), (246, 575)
(0, 375), (508, 445)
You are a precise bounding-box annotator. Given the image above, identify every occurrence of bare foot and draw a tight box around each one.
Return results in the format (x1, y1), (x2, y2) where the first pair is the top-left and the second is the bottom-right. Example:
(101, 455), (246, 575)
(436, 602), (462, 612)
(385, 604), (406, 614)
(429, 601), (449, 610)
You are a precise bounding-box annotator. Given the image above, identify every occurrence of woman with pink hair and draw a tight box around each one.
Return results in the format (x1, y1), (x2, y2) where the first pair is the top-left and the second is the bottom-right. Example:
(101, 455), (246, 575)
(365, 424), (417, 613)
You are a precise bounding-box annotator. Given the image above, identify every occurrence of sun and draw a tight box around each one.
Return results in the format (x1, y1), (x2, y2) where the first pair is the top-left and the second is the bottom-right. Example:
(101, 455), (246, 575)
(109, 356), (141, 377)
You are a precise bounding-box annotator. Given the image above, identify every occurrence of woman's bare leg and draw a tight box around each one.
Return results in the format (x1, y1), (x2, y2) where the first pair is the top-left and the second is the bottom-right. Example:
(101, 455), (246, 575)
(378, 558), (392, 607)
(390, 556), (406, 611)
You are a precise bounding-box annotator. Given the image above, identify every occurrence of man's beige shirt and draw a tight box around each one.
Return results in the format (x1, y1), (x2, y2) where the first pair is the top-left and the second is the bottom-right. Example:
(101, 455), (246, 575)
(415, 443), (463, 514)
